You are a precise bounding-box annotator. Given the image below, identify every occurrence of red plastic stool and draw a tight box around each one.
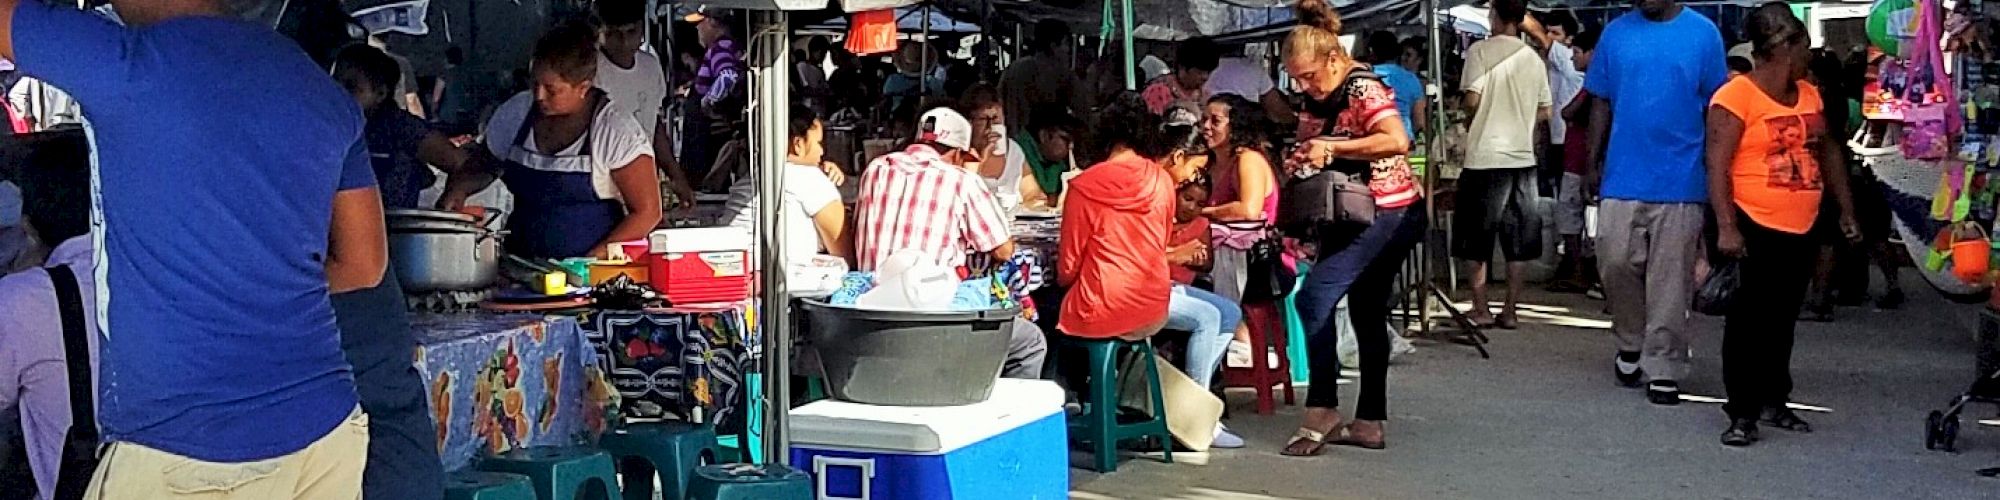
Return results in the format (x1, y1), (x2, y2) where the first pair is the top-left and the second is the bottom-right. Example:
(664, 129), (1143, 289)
(1224, 302), (1296, 414)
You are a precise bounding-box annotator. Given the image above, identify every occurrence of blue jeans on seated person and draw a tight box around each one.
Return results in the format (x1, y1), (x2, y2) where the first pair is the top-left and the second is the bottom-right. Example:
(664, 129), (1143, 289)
(1168, 285), (1241, 388)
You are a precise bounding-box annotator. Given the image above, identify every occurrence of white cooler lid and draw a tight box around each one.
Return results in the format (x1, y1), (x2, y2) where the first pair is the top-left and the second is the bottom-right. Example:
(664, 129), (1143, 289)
(788, 379), (1064, 454)
(648, 226), (753, 254)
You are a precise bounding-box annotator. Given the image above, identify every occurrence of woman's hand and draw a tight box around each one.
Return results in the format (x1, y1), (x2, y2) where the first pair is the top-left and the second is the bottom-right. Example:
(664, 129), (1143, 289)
(1304, 138), (1341, 166)
(1716, 226), (1747, 258)
(1840, 215), (1863, 244)
(821, 161), (846, 186)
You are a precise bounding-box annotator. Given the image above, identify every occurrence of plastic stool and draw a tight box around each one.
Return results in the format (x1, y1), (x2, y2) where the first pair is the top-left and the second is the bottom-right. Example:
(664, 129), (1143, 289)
(475, 447), (620, 500)
(444, 471), (537, 500)
(600, 422), (718, 500)
(683, 463), (812, 500)
(1067, 338), (1174, 473)
(1225, 302), (1297, 414)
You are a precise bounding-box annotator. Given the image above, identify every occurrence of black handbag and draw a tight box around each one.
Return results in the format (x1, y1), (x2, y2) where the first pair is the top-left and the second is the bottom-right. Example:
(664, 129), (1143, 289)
(1276, 70), (1381, 239)
(1240, 227), (1295, 303)
(1693, 260), (1742, 316)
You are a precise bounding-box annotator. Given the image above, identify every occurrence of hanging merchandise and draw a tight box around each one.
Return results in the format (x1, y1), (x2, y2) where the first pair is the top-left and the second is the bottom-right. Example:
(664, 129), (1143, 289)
(1866, 49), (1912, 120)
(1901, 0), (1960, 160)
(846, 9), (898, 56)
(1870, 0), (1919, 55)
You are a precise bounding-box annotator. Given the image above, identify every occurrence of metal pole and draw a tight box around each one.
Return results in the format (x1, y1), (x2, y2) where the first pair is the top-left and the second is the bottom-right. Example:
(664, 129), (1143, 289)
(1121, 0), (1136, 90)
(751, 9), (794, 465)
(1421, 0), (1444, 334)
(923, 3), (933, 92)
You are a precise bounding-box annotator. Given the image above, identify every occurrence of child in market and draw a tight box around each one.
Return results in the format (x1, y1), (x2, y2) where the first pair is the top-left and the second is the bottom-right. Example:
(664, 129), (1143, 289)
(1170, 180), (1213, 287)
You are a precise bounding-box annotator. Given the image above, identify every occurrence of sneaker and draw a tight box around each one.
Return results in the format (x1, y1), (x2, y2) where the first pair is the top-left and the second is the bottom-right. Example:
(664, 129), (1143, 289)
(1212, 424), (1246, 449)
(1226, 340), (1253, 368)
(1647, 381), (1681, 406)
(1614, 352), (1644, 388)
(1585, 285), (1607, 301)
(1721, 418), (1760, 447)
(1761, 407), (1814, 433)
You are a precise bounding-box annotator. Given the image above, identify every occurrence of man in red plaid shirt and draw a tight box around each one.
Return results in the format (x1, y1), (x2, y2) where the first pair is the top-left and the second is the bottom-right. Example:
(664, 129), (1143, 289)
(854, 108), (1044, 377)
(855, 110), (1018, 271)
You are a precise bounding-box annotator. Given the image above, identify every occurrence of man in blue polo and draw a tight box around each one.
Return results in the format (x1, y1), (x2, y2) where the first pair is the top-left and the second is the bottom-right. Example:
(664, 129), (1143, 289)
(1583, 0), (1727, 406)
(0, 0), (387, 497)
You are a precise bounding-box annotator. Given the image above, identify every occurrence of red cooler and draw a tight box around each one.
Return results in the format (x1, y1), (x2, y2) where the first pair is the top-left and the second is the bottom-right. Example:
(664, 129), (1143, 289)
(647, 227), (754, 305)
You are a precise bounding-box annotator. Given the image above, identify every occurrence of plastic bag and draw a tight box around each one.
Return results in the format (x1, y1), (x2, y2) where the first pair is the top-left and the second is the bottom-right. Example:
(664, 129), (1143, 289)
(1693, 260), (1742, 316)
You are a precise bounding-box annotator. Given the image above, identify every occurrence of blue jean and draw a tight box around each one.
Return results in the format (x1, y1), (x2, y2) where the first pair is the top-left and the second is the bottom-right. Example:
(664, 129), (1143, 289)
(332, 267), (443, 500)
(1296, 205), (1426, 420)
(1168, 285), (1241, 388)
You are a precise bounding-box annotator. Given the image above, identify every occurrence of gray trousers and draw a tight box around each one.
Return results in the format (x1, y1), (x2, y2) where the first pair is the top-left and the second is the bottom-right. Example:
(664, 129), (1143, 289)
(1596, 200), (1705, 383)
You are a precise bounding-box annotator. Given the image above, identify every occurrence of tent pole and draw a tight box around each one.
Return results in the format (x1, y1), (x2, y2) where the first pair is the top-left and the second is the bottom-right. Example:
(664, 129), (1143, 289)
(1121, 0), (1135, 90)
(1421, 0), (1443, 335)
(924, 2), (933, 87)
(751, 9), (794, 466)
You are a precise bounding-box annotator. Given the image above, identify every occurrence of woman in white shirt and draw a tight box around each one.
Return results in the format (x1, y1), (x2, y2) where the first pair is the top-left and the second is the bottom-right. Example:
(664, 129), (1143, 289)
(721, 104), (852, 268)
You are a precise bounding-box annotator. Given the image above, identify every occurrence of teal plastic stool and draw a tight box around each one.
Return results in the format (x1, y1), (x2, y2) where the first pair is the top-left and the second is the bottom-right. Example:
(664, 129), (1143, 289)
(1067, 338), (1174, 473)
(599, 422), (718, 500)
(444, 471), (537, 500)
(684, 463), (812, 500)
(475, 447), (621, 500)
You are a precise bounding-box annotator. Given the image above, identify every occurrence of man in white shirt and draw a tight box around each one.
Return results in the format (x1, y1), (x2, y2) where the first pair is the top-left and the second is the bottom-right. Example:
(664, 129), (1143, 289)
(1541, 13), (1585, 200)
(1454, 0), (1552, 329)
(1205, 56), (1296, 125)
(596, 0), (696, 211)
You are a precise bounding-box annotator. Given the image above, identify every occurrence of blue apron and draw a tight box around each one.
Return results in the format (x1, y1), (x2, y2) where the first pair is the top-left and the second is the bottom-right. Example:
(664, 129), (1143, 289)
(502, 92), (625, 259)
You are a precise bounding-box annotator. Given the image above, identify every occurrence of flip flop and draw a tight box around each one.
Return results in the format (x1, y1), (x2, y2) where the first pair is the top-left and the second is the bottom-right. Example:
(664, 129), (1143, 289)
(1281, 427), (1332, 457)
(1326, 423), (1387, 450)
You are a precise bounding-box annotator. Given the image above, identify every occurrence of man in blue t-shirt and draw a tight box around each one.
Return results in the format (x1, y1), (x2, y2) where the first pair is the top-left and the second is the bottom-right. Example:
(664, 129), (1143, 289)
(1, 0), (387, 497)
(1581, 0), (1727, 406)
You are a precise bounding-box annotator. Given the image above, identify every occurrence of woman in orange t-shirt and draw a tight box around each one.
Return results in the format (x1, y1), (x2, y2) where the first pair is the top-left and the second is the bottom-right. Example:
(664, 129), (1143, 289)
(1703, 3), (1860, 448)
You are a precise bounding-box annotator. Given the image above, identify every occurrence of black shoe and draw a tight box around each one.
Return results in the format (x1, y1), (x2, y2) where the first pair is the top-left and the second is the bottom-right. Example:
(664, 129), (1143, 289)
(1647, 381), (1681, 406)
(1615, 352), (1644, 388)
(1761, 407), (1814, 433)
(1877, 289), (1906, 310)
(1721, 418), (1760, 447)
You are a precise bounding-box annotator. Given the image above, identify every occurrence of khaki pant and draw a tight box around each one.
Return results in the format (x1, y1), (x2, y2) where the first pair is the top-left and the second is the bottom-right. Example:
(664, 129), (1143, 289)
(1596, 200), (1705, 383)
(85, 407), (369, 500)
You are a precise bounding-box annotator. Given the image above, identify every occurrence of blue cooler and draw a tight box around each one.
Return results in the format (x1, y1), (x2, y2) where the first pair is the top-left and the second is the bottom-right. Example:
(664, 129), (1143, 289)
(787, 379), (1069, 500)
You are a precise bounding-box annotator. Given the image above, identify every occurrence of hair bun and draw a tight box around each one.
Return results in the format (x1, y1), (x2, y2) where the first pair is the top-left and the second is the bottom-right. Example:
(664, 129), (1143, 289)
(1295, 0), (1344, 34)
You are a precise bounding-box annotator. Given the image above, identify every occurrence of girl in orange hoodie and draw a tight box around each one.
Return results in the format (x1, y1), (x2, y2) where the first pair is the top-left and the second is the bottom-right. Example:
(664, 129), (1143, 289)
(1059, 99), (1246, 447)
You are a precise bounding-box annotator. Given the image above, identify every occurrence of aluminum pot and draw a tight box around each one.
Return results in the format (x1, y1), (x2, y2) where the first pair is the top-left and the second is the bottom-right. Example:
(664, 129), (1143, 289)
(387, 209), (502, 292)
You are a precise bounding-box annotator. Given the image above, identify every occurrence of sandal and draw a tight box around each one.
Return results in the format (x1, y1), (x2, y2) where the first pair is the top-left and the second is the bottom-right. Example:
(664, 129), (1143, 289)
(1327, 424), (1387, 450)
(1281, 427), (1332, 457)
(1495, 312), (1520, 330)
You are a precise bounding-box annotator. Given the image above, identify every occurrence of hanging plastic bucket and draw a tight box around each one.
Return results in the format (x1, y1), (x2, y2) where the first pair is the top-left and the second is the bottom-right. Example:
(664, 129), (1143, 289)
(1952, 223), (1991, 283)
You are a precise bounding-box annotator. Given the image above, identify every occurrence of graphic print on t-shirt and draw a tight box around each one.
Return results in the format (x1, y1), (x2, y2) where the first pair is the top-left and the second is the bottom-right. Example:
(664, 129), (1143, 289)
(1763, 113), (1824, 191)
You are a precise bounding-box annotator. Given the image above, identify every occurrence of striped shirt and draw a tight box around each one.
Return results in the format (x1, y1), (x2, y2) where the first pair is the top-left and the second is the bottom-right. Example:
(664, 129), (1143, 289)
(854, 145), (1012, 271)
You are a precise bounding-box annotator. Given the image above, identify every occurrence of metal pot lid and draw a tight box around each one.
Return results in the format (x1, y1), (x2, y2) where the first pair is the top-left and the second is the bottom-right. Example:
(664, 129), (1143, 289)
(389, 219), (488, 234)
(386, 208), (478, 224)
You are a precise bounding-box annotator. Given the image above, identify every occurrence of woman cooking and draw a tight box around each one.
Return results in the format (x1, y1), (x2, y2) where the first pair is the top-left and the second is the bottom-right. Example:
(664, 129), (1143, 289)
(440, 23), (663, 260)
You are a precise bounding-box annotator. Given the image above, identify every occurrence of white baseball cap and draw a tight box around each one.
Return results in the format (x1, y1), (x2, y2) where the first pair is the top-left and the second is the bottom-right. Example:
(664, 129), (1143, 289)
(917, 108), (977, 156)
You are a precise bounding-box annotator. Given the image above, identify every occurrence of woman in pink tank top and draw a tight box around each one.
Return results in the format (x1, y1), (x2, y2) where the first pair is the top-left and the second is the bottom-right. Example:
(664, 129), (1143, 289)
(1199, 94), (1280, 304)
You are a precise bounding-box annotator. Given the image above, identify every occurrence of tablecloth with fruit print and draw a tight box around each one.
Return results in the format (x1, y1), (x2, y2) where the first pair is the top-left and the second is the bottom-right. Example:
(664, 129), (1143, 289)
(413, 314), (618, 471)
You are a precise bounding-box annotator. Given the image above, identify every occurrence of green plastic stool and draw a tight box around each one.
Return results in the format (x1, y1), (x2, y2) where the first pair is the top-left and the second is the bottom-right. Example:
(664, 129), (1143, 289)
(684, 463), (812, 500)
(444, 471), (537, 500)
(475, 447), (621, 500)
(1067, 338), (1174, 473)
(599, 422), (718, 500)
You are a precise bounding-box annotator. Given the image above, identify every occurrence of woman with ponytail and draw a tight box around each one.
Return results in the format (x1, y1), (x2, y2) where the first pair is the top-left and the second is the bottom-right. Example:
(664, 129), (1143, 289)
(1278, 0), (1427, 456)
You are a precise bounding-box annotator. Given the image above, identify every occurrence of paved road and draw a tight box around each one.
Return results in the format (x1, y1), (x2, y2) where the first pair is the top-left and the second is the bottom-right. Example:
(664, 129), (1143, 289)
(1071, 277), (2000, 499)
